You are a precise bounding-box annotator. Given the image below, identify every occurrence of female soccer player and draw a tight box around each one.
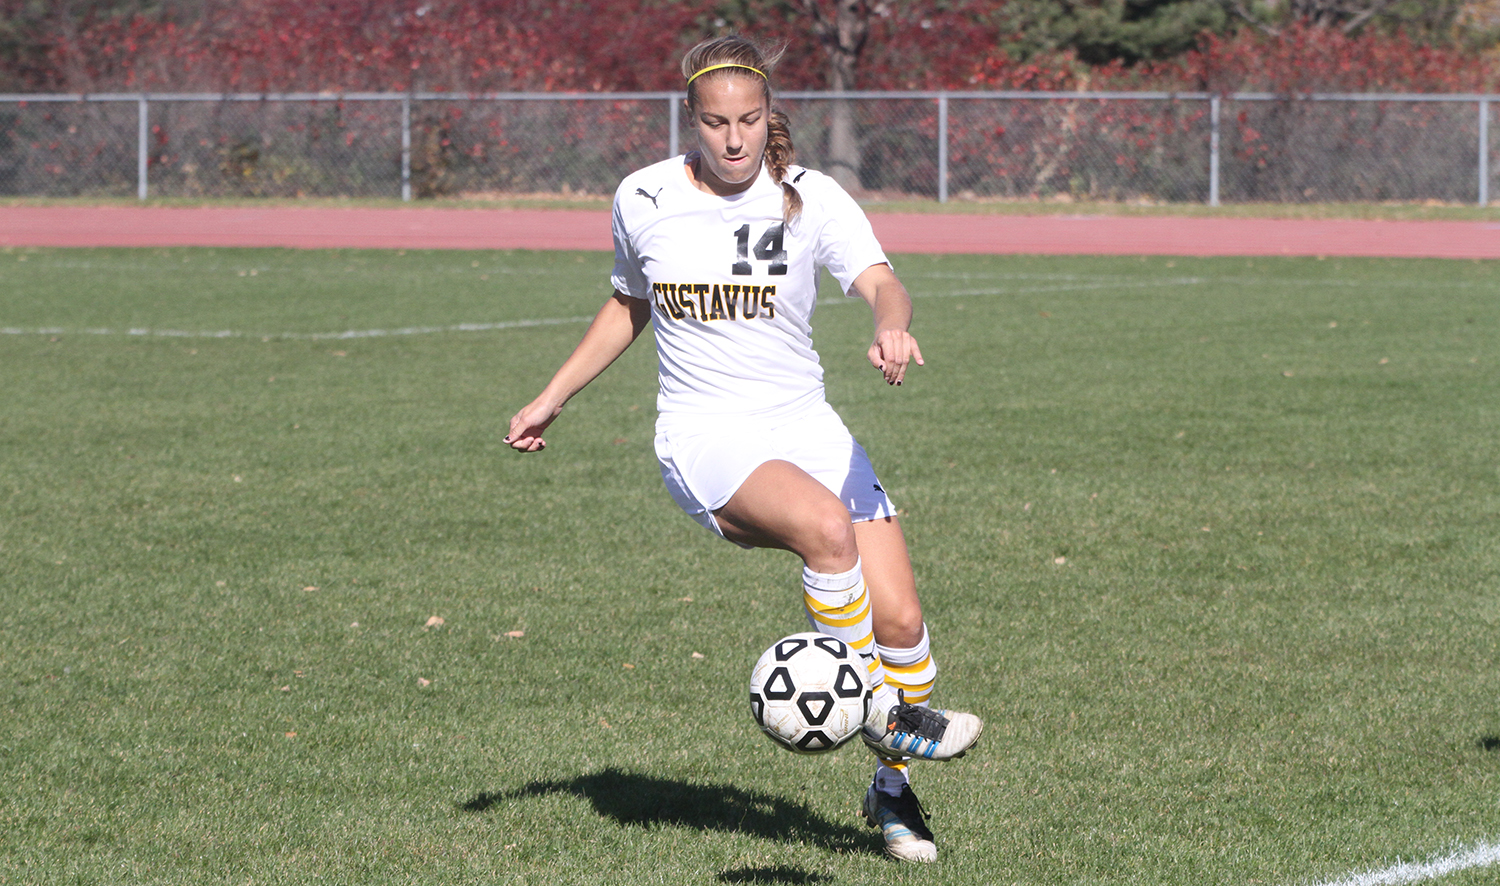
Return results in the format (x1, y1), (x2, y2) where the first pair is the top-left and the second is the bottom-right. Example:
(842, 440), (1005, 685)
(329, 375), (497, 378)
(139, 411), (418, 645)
(505, 35), (981, 863)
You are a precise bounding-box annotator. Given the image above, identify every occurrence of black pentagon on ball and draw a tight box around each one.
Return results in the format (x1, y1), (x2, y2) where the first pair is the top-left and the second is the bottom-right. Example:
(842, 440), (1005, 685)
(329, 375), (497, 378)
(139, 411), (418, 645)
(812, 636), (849, 658)
(749, 692), (764, 722)
(833, 664), (865, 699)
(762, 666), (796, 701)
(796, 690), (835, 726)
(796, 729), (835, 752)
(774, 637), (809, 661)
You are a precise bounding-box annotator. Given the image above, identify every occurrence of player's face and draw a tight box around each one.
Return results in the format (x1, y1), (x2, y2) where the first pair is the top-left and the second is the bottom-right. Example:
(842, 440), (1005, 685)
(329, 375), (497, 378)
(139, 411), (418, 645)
(688, 74), (770, 196)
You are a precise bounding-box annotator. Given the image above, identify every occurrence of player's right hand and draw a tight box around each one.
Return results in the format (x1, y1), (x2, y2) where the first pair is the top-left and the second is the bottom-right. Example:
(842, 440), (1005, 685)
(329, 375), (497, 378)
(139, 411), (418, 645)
(504, 398), (562, 452)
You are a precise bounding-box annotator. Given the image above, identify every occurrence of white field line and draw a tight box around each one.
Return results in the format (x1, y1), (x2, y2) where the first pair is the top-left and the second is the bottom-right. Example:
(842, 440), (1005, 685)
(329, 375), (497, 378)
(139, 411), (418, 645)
(2, 259), (560, 276)
(0, 316), (594, 340)
(4, 277), (1171, 339)
(923, 277), (1193, 299)
(1, 270), (1483, 340)
(1308, 838), (1500, 886)
(813, 275), (1195, 306)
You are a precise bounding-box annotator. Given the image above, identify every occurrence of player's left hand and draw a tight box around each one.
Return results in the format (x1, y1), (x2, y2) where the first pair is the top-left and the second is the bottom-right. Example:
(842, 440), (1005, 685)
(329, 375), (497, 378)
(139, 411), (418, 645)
(504, 396), (563, 453)
(868, 329), (924, 386)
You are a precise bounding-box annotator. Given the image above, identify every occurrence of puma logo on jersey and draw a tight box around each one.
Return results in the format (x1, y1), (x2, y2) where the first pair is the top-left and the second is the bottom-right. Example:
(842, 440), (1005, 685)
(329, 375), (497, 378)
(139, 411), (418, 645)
(635, 187), (663, 208)
(873, 483), (884, 493)
(651, 282), (776, 322)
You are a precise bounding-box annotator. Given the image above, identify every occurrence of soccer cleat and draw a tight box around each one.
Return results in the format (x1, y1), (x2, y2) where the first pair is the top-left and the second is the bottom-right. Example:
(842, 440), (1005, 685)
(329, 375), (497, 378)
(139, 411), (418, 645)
(863, 782), (937, 862)
(862, 699), (982, 761)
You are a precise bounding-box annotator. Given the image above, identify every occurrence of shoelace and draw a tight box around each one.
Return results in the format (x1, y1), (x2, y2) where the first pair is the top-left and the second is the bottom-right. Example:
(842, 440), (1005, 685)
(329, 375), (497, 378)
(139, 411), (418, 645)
(895, 785), (931, 823)
(886, 703), (950, 741)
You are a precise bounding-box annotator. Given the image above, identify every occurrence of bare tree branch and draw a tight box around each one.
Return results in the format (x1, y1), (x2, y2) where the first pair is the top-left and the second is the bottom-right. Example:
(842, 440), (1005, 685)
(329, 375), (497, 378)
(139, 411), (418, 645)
(1339, 0), (1403, 34)
(1222, 0), (1282, 37)
(1228, 0), (1414, 35)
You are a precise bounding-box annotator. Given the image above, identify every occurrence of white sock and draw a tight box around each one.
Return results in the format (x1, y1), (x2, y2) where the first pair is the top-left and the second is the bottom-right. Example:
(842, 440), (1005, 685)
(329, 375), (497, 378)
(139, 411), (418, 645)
(876, 624), (937, 706)
(874, 759), (910, 796)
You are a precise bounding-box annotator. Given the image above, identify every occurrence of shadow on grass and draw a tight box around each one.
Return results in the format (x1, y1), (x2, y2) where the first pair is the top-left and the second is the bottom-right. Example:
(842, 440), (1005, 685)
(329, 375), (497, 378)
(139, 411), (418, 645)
(717, 865), (832, 884)
(460, 766), (872, 853)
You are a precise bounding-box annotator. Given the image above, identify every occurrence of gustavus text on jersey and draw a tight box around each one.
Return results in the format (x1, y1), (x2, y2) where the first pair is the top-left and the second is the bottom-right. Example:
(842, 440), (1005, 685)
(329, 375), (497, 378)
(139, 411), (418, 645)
(652, 282), (777, 322)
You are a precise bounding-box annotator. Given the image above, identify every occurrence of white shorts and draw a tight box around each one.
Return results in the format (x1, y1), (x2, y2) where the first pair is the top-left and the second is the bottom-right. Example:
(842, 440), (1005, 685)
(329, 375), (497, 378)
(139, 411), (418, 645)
(654, 401), (898, 545)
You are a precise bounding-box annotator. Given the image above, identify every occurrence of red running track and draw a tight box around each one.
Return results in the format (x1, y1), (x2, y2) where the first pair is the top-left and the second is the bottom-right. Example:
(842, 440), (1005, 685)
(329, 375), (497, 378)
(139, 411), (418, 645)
(1, 205), (1499, 258)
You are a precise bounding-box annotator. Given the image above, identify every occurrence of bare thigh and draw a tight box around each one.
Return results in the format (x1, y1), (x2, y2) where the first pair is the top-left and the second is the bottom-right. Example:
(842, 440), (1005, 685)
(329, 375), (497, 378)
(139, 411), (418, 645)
(712, 459), (859, 574)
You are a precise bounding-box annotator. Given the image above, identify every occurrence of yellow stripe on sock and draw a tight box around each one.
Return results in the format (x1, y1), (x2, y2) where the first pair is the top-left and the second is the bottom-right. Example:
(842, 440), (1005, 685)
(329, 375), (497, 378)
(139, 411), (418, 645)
(806, 608), (872, 630)
(803, 599), (871, 630)
(801, 591), (869, 619)
(881, 655), (934, 704)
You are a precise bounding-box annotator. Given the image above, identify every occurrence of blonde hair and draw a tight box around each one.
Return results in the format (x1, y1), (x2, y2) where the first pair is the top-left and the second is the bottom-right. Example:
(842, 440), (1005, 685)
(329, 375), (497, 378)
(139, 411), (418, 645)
(682, 35), (802, 223)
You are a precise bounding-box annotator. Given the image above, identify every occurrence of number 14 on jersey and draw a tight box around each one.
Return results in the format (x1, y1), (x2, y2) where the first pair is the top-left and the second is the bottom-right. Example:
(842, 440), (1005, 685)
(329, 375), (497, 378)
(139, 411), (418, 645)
(732, 223), (787, 276)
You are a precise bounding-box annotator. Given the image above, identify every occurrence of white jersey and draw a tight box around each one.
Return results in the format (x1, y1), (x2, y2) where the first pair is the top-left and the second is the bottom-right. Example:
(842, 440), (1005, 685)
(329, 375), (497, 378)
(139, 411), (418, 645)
(610, 155), (889, 424)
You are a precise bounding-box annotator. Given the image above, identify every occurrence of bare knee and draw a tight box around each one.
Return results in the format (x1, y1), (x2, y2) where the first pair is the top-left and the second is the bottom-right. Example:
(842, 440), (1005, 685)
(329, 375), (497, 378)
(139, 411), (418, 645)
(797, 503), (858, 573)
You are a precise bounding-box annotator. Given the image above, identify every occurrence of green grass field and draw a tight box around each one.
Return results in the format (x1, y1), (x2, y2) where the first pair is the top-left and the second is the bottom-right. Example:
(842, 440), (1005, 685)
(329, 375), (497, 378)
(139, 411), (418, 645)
(2, 246), (1497, 885)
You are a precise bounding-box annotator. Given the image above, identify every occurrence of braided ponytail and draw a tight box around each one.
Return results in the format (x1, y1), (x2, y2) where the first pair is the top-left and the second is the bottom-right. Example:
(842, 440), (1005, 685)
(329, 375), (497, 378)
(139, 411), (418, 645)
(766, 110), (802, 224)
(683, 35), (801, 225)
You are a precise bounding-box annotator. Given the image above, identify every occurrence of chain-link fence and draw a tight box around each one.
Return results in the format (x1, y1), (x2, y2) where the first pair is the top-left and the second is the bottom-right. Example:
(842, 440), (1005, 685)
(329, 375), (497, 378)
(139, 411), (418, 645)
(0, 90), (1493, 205)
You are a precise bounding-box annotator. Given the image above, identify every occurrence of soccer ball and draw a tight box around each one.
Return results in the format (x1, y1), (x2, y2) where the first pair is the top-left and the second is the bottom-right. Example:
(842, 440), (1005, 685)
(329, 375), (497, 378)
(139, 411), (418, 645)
(748, 632), (871, 754)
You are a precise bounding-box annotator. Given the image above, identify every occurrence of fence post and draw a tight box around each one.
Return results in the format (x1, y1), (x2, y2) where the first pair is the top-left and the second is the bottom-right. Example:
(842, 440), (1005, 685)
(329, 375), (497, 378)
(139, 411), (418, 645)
(669, 95), (680, 159)
(137, 95), (149, 201)
(1481, 98), (1491, 208)
(1208, 94), (1221, 207)
(937, 93), (949, 204)
(401, 94), (412, 202)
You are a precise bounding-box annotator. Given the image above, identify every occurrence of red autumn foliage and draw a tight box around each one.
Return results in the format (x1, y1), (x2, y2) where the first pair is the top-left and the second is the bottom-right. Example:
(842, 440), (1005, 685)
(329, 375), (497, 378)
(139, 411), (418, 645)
(39, 0), (707, 92)
(957, 23), (1497, 94)
(25, 1), (1495, 96)
(1161, 22), (1498, 93)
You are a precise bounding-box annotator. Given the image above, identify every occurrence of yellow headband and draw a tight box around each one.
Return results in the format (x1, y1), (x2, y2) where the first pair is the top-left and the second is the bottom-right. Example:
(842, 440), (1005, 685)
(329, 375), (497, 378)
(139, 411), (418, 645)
(686, 63), (766, 86)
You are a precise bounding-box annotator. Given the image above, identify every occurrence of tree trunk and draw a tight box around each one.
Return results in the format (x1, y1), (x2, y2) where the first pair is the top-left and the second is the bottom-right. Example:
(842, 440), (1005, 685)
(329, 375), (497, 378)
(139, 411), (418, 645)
(798, 0), (868, 191)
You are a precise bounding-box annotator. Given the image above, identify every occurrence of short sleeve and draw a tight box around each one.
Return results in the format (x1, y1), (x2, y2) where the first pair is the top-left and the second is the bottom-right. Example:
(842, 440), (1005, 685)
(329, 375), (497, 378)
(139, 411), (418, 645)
(809, 178), (889, 296)
(609, 196), (650, 299)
